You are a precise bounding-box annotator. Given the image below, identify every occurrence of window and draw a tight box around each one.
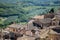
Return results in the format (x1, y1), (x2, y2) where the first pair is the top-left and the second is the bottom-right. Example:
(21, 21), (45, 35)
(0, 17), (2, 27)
(33, 22), (43, 29)
(52, 29), (60, 33)
(59, 21), (60, 25)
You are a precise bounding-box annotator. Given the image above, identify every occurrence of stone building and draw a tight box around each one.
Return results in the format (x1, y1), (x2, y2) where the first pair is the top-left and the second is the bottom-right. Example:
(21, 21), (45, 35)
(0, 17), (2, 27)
(28, 18), (52, 30)
(51, 15), (60, 26)
(5, 22), (25, 33)
(48, 26), (60, 40)
(27, 15), (45, 30)
(44, 13), (55, 19)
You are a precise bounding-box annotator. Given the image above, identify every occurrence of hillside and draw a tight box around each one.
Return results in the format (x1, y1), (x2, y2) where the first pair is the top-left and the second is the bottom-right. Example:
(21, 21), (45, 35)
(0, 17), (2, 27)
(0, 0), (60, 28)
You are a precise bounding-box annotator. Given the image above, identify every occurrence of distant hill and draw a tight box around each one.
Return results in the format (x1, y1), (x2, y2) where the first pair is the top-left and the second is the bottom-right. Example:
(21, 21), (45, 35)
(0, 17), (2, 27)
(0, 0), (60, 6)
(0, 0), (60, 26)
